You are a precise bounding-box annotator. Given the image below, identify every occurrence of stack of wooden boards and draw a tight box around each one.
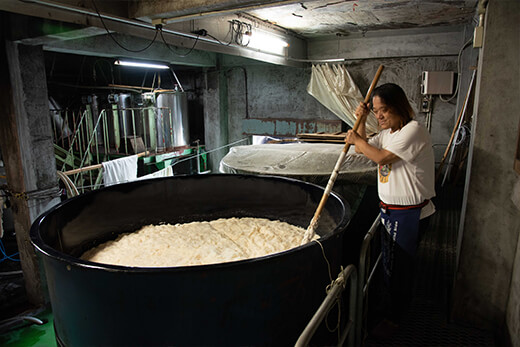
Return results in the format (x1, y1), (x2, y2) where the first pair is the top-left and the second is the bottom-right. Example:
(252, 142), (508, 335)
(296, 132), (346, 143)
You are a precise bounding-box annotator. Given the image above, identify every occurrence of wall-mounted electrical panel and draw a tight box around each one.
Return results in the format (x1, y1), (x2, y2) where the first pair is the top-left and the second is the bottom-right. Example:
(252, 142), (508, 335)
(421, 71), (455, 95)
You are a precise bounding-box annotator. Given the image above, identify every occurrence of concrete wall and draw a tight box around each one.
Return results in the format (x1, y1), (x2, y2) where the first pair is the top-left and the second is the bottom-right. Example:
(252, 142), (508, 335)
(453, 1), (520, 345)
(224, 60), (340, 133)
(202, 54), (462, 172)
(203, 58), (342, 170)
(343, 57), (461, 162)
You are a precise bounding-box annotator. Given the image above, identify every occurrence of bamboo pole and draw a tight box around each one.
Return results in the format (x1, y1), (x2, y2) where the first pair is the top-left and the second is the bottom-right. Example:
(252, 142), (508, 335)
(62, 151), (149, 176)
(301, 65), (384, 245)
(436, 70), (476, 184)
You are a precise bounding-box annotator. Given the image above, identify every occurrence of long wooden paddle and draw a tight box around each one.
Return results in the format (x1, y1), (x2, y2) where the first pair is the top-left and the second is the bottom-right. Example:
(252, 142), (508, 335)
(301, 65), (384, 244)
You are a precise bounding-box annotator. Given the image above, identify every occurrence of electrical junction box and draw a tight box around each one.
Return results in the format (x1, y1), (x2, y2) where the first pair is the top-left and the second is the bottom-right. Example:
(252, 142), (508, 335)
(421, 71), (455, 95)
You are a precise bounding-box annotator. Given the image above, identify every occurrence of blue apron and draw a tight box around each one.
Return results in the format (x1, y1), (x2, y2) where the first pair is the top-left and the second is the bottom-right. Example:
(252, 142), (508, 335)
(380, 206), (422, 278)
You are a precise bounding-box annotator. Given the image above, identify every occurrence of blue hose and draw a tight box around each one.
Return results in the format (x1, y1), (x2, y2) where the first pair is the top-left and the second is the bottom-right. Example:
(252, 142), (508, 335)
(0, 238), (20, 262)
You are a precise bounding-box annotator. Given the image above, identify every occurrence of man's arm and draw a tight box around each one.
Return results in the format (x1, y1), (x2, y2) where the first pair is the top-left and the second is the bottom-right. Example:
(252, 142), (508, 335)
(349, 137), (401, 165)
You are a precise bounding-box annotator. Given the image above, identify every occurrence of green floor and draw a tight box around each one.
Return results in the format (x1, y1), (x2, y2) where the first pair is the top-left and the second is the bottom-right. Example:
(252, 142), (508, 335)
(0, 308), (57, 347)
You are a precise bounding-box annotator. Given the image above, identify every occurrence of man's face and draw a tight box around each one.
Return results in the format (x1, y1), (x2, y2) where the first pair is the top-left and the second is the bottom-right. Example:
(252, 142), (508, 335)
(372, 96), (402, 132)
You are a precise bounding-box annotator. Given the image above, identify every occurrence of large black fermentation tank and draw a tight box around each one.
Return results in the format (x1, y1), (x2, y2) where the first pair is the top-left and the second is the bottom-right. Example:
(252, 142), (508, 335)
(31, 174), (350, 346)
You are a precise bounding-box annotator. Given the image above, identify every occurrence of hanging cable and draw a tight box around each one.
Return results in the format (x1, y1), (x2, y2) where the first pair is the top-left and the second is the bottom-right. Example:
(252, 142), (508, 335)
(439, 38), (473, 103)
(206, 33), (227, 45)
(91, 0), (159, 53)
(19, 0), (303, 64)
(454, 123), (471, 146)
(199, 20), (237, 47)
(158, 25), (199, 58)
(229, 20), (252, 47)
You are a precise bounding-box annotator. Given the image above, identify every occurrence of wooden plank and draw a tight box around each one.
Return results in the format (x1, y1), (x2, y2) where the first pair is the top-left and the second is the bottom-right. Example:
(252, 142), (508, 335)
(297, 132), (347, 143)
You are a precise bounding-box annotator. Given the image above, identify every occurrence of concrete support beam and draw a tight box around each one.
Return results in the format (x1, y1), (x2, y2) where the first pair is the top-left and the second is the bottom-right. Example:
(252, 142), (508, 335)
(15, 27), (108, 46)
(0, 0), (307, 67)
(203, 61), (231, 172)
(452, 0), (520, 341)
(189, 15), (307, 63)
(45, 33), (218, 67)
(0, 40), (61, 305)
(308, 26), (465, 60)
(4, 13), (108, 45)
(130, 0), (300, 22)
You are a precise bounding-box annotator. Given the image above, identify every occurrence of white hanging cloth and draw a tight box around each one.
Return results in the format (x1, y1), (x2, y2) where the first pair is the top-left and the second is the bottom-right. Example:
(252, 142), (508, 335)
(102, 155), (138, 186)
(136, 165), (174, 180)
(307, 64), (379, 135)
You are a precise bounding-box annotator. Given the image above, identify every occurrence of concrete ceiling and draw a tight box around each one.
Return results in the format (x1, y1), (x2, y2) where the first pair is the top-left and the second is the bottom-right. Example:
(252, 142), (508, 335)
(1, 0), (479, 37)
(0, 0), (479, 66)
(249, 0), (479, 37)
(132, 0), (478, 37)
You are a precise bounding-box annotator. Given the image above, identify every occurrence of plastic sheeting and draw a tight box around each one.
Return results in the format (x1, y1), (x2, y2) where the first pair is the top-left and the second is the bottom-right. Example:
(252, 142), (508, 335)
(220, 143), (377, 211)
(220, 143), (376, 183)
(307, 64), (380, 135)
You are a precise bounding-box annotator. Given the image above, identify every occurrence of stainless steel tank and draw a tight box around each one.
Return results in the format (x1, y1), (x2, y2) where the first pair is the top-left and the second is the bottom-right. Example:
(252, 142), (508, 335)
(155, 89), (190, 150)
(117, 93), (143, 141)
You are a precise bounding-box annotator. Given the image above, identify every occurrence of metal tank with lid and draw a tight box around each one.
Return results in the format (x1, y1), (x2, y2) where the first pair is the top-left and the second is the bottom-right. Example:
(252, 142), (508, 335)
(154, 89), (190, 150)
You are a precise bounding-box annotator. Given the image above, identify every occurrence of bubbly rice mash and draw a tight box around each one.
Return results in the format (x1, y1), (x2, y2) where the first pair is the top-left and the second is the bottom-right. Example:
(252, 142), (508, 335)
(81, 217), (315, 267)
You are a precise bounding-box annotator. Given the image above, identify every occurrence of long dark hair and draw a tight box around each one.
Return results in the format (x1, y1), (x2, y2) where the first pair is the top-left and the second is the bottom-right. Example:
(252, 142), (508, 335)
(371, 83), (415, 127)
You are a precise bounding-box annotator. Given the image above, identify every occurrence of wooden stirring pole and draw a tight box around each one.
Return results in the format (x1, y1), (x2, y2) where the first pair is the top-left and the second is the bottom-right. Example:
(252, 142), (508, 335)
(301, 65), (384, 245)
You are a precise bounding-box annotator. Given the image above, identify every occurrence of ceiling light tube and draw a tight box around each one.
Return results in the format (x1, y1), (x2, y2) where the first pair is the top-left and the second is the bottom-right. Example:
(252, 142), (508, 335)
(246, 30), (289, 55)
(114, 60), (169, 69)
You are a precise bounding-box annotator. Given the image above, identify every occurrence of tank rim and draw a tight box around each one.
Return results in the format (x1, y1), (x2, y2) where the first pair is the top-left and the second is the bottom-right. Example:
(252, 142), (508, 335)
(30, 174), (349, 273)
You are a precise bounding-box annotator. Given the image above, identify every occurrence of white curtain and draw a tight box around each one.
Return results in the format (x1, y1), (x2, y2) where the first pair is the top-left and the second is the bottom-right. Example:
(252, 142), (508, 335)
(307, 64), (379, 135)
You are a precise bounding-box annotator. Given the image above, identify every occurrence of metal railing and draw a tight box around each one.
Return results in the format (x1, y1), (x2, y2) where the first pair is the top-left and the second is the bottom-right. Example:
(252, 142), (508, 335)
(295, 264), (358, 347)
(51, 105), (174, 193)
(296, 213), (382, 347)
(356, 213), (382, 346)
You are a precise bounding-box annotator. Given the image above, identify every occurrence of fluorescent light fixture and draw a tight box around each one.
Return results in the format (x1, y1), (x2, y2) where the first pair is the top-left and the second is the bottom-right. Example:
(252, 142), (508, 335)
(246, 30), (289, 55)
(114, 59), (169, 69)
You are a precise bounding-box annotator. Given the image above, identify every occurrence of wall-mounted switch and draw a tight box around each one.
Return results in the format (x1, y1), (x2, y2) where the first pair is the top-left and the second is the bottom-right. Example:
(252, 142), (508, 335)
(421, 95), (432, 113)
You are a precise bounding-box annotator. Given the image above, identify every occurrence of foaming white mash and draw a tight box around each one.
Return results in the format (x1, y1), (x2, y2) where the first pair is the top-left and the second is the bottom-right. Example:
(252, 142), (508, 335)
(81, 217), (316, 267)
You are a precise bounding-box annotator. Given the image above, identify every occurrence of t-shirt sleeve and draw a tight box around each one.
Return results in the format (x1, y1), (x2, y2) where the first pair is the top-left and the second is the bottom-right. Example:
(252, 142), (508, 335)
(385, 122), (429, 162)
(368, 133), (382, 149)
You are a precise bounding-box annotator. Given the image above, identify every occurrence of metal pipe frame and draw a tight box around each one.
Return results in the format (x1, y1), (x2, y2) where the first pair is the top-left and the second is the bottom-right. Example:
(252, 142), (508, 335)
(355, 213), (382, 346)
(295, 264), (358, 347)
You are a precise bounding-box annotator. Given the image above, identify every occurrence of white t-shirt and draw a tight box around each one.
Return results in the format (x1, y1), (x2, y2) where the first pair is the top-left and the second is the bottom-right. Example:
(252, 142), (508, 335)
(368, 120), (436, 219)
